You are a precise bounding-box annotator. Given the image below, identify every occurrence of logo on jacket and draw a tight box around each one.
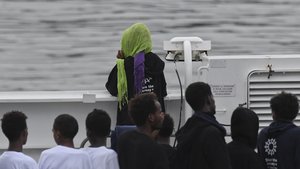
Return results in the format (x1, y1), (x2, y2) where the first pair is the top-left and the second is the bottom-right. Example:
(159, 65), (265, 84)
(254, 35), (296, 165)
(264, 138), (277, 156)
(142, 77), (154, 93)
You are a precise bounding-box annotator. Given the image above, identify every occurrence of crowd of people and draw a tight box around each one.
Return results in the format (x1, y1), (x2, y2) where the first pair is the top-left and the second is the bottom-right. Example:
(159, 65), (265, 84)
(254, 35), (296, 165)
(1, 82), (299, 169)
(1, 22), (299, 169)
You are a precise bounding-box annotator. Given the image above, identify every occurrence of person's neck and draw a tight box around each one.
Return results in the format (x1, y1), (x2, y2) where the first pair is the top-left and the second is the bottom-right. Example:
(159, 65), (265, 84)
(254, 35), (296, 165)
(89, 137), (107, 147)
(137, 125), (157, 140)
(157, 137), (170, 145)
(59, 140), (75, 148)
(8, 141), (23, 152)
(200, 106), (211, 114)
(273, 118), (291, 122)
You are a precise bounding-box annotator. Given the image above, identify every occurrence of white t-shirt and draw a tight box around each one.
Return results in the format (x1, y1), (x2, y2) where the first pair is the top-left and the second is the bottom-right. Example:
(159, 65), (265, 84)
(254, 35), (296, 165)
(38, 145), (92, 169)
(0, 151), (38, 169)
(82, 146), (120, 169)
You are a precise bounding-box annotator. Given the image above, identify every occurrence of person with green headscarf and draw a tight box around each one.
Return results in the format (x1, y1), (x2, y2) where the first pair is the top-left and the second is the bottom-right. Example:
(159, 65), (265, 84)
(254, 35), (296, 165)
(106, 23), (167, 125)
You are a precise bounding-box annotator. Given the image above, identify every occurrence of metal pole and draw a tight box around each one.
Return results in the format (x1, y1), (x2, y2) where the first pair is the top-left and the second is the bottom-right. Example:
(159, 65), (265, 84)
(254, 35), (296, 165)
(183, 40), (193, 120)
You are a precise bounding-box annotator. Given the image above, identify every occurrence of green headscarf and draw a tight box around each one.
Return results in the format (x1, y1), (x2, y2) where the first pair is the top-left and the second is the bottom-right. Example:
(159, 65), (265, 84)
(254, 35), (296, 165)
(117, 23), (152, 109)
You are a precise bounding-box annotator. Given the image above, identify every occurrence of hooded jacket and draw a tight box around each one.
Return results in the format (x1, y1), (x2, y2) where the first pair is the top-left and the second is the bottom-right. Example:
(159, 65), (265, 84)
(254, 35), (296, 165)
(106, 52), (167, 125)
(258, 120), (300, 169)
(173, 112), (231, 169)
(227, 107), (263, 169)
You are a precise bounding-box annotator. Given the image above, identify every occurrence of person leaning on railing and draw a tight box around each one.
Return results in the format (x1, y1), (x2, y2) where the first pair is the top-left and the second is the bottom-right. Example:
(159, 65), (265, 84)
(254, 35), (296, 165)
(105, 23), (167, 126)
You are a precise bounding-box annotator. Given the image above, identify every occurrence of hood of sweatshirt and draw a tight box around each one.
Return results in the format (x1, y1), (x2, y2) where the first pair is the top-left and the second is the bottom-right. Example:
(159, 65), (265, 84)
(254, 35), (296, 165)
(230, 107), (259, 149)
(266, 120), (296, 137)
(175, 112), (226, 152)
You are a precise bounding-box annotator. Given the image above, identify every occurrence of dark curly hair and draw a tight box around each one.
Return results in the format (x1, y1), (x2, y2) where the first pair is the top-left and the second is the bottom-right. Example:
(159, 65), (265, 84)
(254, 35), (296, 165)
(128, 93), (158, 127)
(270, 91), (299, 121)
(1, 111), (27, 142)
(53, 114), (78, 139)
(86, 109), (111, 137)
(185, 82), (212, 111)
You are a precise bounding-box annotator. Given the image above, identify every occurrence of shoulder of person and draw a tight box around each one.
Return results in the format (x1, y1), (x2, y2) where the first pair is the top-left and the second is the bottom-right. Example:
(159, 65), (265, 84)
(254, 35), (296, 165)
(24, 155), (38, 168)
(105, 147), (118, 154)
(145, 52), (163, 61)
(146, 52), (159, 57)
(40, 147), (53, 156)
(288, 125), (300, 132)
(201, 125), (225, 138)
(118, 130), (137, 142)
(258, 126), (269, 136)
(21, 153), (37, 163)
(285, 126), (300, 139)
(78, 149), (91, 158)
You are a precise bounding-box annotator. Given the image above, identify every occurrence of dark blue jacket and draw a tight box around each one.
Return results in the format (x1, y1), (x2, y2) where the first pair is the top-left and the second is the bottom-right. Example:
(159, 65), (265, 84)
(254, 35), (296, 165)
(258, 121), (300, 169)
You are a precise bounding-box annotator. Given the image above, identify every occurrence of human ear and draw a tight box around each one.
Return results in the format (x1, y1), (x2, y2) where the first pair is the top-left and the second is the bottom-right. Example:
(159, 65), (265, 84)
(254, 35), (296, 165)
(53, 129), (60, 141)
(148, 113), (154, 122)
(23, 128), (28, 142)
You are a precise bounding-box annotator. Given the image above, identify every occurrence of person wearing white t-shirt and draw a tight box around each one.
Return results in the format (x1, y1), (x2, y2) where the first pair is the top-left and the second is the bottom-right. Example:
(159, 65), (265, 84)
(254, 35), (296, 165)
(82, 109), (119, 169)
(0, 111), (38, 169)
(38, 114), (92, 169)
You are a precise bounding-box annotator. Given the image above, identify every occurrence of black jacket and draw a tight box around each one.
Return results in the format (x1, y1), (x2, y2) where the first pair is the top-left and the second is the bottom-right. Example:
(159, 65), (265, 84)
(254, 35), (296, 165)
(159, 144), (176, 169)
(227, 141), (263, 169)
(227, 107), (263, 169)
(117, 130), (169, 169)
(106, 52), (167, 125)
(173, 112), (231, 169)
(258, 121), (300, 169)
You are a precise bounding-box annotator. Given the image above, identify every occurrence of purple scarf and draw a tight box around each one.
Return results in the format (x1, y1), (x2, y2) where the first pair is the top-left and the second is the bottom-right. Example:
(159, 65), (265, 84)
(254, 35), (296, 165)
(134, 52), (145, 94)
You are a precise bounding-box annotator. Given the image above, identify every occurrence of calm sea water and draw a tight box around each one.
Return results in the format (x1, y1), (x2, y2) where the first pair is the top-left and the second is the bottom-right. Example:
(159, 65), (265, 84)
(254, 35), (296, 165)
(1, 0), (300, 91)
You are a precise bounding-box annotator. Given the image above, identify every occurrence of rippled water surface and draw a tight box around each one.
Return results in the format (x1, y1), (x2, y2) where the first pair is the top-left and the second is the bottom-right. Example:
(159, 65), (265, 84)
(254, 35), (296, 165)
(1, 0), (300, 91)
